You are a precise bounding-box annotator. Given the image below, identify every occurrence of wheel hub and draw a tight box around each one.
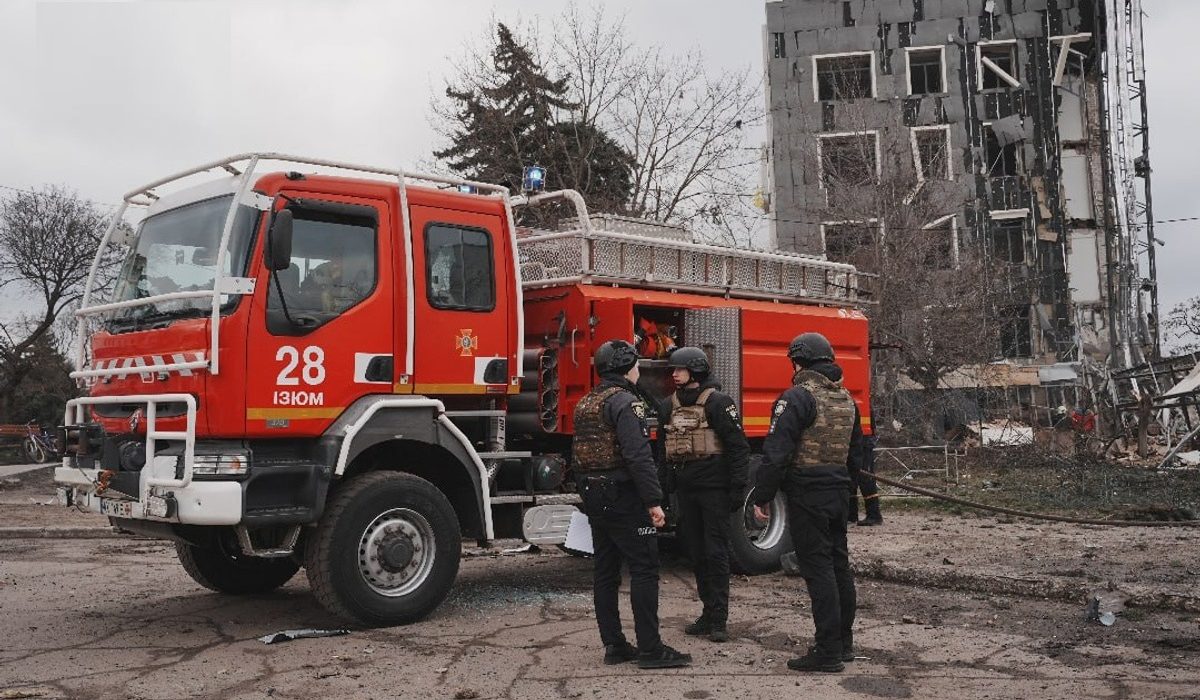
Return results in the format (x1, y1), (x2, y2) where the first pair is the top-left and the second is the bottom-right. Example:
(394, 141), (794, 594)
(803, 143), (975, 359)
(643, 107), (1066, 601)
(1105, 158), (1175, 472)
(380, 536), (415, 572)
(358, 508), (436, 597)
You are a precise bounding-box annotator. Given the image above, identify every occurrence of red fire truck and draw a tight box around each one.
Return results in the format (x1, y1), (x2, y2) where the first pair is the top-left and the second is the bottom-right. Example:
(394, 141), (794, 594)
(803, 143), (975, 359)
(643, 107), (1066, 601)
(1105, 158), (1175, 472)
(55, 153), (869, 626)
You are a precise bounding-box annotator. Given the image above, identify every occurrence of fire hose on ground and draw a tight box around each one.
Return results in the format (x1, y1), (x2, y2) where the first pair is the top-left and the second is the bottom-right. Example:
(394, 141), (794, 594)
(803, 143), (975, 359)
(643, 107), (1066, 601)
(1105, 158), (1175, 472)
(870, 472), (1200, 528)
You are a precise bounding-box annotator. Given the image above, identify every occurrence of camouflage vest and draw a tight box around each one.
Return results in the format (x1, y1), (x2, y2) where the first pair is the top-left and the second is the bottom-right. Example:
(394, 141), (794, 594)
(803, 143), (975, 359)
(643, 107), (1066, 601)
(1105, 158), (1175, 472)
(792, 370), (856, 469)
(664, 388), (723, 462)
(572, 386), (625, 473)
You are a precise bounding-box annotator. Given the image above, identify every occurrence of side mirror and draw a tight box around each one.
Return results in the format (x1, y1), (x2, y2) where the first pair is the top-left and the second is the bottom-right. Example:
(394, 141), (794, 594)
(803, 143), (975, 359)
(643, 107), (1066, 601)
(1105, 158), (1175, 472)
(265, 209), (294, 271)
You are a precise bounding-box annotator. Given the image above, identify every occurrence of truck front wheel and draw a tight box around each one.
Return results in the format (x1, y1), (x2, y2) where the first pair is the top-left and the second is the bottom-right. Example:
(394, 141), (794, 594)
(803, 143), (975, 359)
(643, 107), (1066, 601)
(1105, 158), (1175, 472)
(304, 471), (461, 627)
(729, 492), (790, 574)
(175, 538), (300, 594)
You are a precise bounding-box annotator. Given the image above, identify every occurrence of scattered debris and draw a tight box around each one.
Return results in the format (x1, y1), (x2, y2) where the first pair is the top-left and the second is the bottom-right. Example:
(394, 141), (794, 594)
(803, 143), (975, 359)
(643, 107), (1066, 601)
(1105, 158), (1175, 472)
(1085, 595), (1118, 626)
(501, 543), (539, 555)
(454, 690), (480, 700)
(314, 669), (341, 680)
(0, 689), (50, 699)
(258, 628), (350, 645)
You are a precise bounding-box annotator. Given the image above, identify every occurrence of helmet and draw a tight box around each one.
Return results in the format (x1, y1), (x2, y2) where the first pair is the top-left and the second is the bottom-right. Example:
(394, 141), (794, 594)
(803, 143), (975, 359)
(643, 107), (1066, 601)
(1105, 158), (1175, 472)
(787, 332), (834, 365)
(594, 339), (639, 375)
(667, 346), (711, 378)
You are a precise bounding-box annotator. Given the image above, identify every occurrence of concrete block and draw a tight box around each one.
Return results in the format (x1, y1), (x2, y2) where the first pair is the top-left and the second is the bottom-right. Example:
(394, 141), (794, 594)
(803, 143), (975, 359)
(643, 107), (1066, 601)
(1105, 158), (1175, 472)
(940, 0), (970, 17)
(1012, 12), (1045, 38)
(881, 0), (917, 24)
(795, 29), (820, 51)
(944, 97), (968, 122)
(963, 16), (981, 42)
(966, 0), (986, 15)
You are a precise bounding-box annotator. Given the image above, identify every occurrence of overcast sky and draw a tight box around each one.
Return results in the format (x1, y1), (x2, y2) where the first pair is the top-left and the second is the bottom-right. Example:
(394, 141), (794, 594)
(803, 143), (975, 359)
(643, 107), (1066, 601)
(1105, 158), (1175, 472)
(0, 0), (1194, 318)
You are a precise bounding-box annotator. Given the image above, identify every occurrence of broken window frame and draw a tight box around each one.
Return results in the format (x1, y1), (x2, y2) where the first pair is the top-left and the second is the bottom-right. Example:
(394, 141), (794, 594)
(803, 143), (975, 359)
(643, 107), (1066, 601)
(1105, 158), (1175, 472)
(921, 214), (959, 269)
(772, 32), (787, 59)
(905, 46), (946, 96)
(982, 122), (1023, 177)
(911, 124), (953, 181)
(987, 210), (1029, 265)
(976, 40), (1020, 90)
(816, 130), (881, 189)
(820, 218), (884, 272)
(998, 304), (1034, 359)
(1050, 33), (1092, 86)
(812, 51), (876, 101)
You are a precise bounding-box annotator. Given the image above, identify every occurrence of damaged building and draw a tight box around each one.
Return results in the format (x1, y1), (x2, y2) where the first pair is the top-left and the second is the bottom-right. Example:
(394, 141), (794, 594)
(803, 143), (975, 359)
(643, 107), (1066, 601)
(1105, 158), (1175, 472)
(762, 0), (1159, 433)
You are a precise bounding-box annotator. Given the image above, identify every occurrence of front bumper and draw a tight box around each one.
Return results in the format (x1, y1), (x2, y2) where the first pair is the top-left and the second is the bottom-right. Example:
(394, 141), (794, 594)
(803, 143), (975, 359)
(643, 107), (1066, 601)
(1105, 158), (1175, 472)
(56, 467), (242, 525)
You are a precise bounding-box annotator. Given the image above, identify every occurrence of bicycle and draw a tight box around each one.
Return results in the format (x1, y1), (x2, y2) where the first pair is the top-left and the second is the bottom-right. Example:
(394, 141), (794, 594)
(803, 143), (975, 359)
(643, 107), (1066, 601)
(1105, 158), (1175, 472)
(22, 422), (58, 464)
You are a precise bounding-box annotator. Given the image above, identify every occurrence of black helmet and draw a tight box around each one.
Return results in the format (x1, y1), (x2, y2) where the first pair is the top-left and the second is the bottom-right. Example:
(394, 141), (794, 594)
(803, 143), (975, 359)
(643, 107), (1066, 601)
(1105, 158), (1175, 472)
(787, 332), (834, 365)
(667, 346), (711, 377)
(594, 339), (639, 375)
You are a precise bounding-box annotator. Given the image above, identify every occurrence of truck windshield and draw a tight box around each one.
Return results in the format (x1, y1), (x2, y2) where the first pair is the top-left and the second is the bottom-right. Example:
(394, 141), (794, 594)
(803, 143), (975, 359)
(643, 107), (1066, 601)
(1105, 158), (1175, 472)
(108, 195), (259, 331)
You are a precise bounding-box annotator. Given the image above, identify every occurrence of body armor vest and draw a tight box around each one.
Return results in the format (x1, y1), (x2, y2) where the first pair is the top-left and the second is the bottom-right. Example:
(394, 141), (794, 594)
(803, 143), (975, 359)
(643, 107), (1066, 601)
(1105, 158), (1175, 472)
(792, 370), (856, 469)
(572, 386), (625, 473)
(664, 388), (723, 462)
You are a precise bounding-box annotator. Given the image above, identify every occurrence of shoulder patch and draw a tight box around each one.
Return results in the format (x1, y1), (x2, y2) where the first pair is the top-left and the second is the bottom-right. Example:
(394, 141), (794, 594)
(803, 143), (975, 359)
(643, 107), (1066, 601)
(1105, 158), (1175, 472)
(773, 400), (788, 416)
(725, 404), (740, 421)
(631, 401), (647, 420)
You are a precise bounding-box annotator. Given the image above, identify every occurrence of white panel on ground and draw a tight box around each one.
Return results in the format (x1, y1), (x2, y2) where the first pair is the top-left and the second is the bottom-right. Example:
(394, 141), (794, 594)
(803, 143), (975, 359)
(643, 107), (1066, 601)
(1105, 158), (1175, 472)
(1068, 229), (1102, 303)
(563, 510), (594, 555)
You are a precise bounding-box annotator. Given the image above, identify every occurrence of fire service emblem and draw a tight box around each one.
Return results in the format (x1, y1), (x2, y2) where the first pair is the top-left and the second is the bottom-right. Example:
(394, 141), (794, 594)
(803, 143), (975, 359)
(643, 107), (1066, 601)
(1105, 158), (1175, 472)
(456, 329), (479, 357)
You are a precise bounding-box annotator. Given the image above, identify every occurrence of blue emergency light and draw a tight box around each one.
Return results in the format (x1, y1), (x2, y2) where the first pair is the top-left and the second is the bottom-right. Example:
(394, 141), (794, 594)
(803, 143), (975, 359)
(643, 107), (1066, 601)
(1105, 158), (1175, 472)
(457, 184), (477, 194)
(523, 165), (546, 193)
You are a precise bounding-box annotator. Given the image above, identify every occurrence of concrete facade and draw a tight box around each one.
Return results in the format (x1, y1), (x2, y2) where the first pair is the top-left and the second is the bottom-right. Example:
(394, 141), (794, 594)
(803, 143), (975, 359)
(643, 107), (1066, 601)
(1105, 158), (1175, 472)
(764, 0), (1127, 371)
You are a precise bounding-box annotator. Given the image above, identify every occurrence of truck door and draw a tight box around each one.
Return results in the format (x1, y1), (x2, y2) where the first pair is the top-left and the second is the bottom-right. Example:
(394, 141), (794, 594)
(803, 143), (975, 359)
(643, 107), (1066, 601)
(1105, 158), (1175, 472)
(408, 204), (511, 395)
(243, 196), (394, 436)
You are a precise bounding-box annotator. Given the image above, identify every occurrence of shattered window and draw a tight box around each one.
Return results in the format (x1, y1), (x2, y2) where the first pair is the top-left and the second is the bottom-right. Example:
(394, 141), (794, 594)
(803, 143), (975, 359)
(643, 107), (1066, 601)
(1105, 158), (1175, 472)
(985, 125), (1021, 177)
(999, 305), (1033, 358)
(979, 43), (1019, 89)
(914, 127), (951, 180)
(772, 32), (787, 59)
(908, 48), (943, 95)
(815, 54), (874, 100)
(823, 221), (881, 273)
(819, 133), (878, 187)
(922, 219), (957, 269)
(988, 218), (1026, 264)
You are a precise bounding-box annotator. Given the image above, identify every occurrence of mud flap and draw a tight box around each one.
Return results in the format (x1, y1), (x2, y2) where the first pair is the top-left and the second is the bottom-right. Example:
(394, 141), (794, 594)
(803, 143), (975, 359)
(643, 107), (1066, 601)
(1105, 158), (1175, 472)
(521, 504), (578, 546)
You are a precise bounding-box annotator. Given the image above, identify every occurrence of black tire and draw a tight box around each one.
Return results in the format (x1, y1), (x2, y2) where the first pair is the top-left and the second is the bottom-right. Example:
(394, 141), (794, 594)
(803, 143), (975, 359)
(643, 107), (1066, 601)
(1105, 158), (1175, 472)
(304, 471), (460, 627)
(175, 538), (300, 594)
(729, 491), (790, 575)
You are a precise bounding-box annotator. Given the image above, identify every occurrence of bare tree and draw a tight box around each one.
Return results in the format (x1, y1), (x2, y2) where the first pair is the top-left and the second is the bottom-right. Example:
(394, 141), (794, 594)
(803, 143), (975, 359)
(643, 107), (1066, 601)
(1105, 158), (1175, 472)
(0, 185), (123, 420)
(1163, 296), (1200, 354)
(430, 6), (764, 244)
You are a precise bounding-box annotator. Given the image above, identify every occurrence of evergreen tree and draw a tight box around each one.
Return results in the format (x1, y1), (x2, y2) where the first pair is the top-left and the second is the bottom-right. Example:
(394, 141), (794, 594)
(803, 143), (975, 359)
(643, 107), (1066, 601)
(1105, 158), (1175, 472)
(436, 24), (633, 213)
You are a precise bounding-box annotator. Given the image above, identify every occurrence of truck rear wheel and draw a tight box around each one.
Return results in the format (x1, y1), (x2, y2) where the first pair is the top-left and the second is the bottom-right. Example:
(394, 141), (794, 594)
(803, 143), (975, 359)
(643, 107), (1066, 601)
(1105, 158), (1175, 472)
(304, 471), (460, 627)
(729, 492), (790, 574)
(175, 538), (300, 594)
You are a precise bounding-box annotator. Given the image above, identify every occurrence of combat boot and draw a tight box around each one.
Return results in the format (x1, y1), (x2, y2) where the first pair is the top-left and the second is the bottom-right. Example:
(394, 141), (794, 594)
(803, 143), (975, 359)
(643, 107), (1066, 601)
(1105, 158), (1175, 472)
(684, 615), (711, 636)
(708, 622), (729, 643)
(787, 648), (845, 673)
(638, 644), (693, 669)
(603, 641), (639, 665)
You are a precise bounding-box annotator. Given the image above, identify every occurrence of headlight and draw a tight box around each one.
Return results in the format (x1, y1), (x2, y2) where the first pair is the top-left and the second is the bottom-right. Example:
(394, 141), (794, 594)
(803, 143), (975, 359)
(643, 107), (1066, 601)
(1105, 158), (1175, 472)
(191, 453), (249, 476)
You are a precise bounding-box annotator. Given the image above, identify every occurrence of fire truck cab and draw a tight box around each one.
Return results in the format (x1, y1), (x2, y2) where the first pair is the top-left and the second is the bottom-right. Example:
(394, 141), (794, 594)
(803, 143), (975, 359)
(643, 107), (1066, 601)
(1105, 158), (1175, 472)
(55, 154), (869, 626)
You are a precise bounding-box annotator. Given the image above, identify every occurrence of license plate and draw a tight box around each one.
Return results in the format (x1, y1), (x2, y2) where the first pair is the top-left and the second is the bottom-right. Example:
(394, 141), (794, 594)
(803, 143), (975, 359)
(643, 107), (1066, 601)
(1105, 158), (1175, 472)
(99, 498), (134, 518)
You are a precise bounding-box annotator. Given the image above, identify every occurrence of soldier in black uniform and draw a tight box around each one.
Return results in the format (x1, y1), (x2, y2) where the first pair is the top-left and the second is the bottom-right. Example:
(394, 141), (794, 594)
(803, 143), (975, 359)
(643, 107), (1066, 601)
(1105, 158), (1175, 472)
(752, 332), (864, 673)
(848, 422), (883, 526)
(572, 339), (692, 670)
(659, 346), (750, 642)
